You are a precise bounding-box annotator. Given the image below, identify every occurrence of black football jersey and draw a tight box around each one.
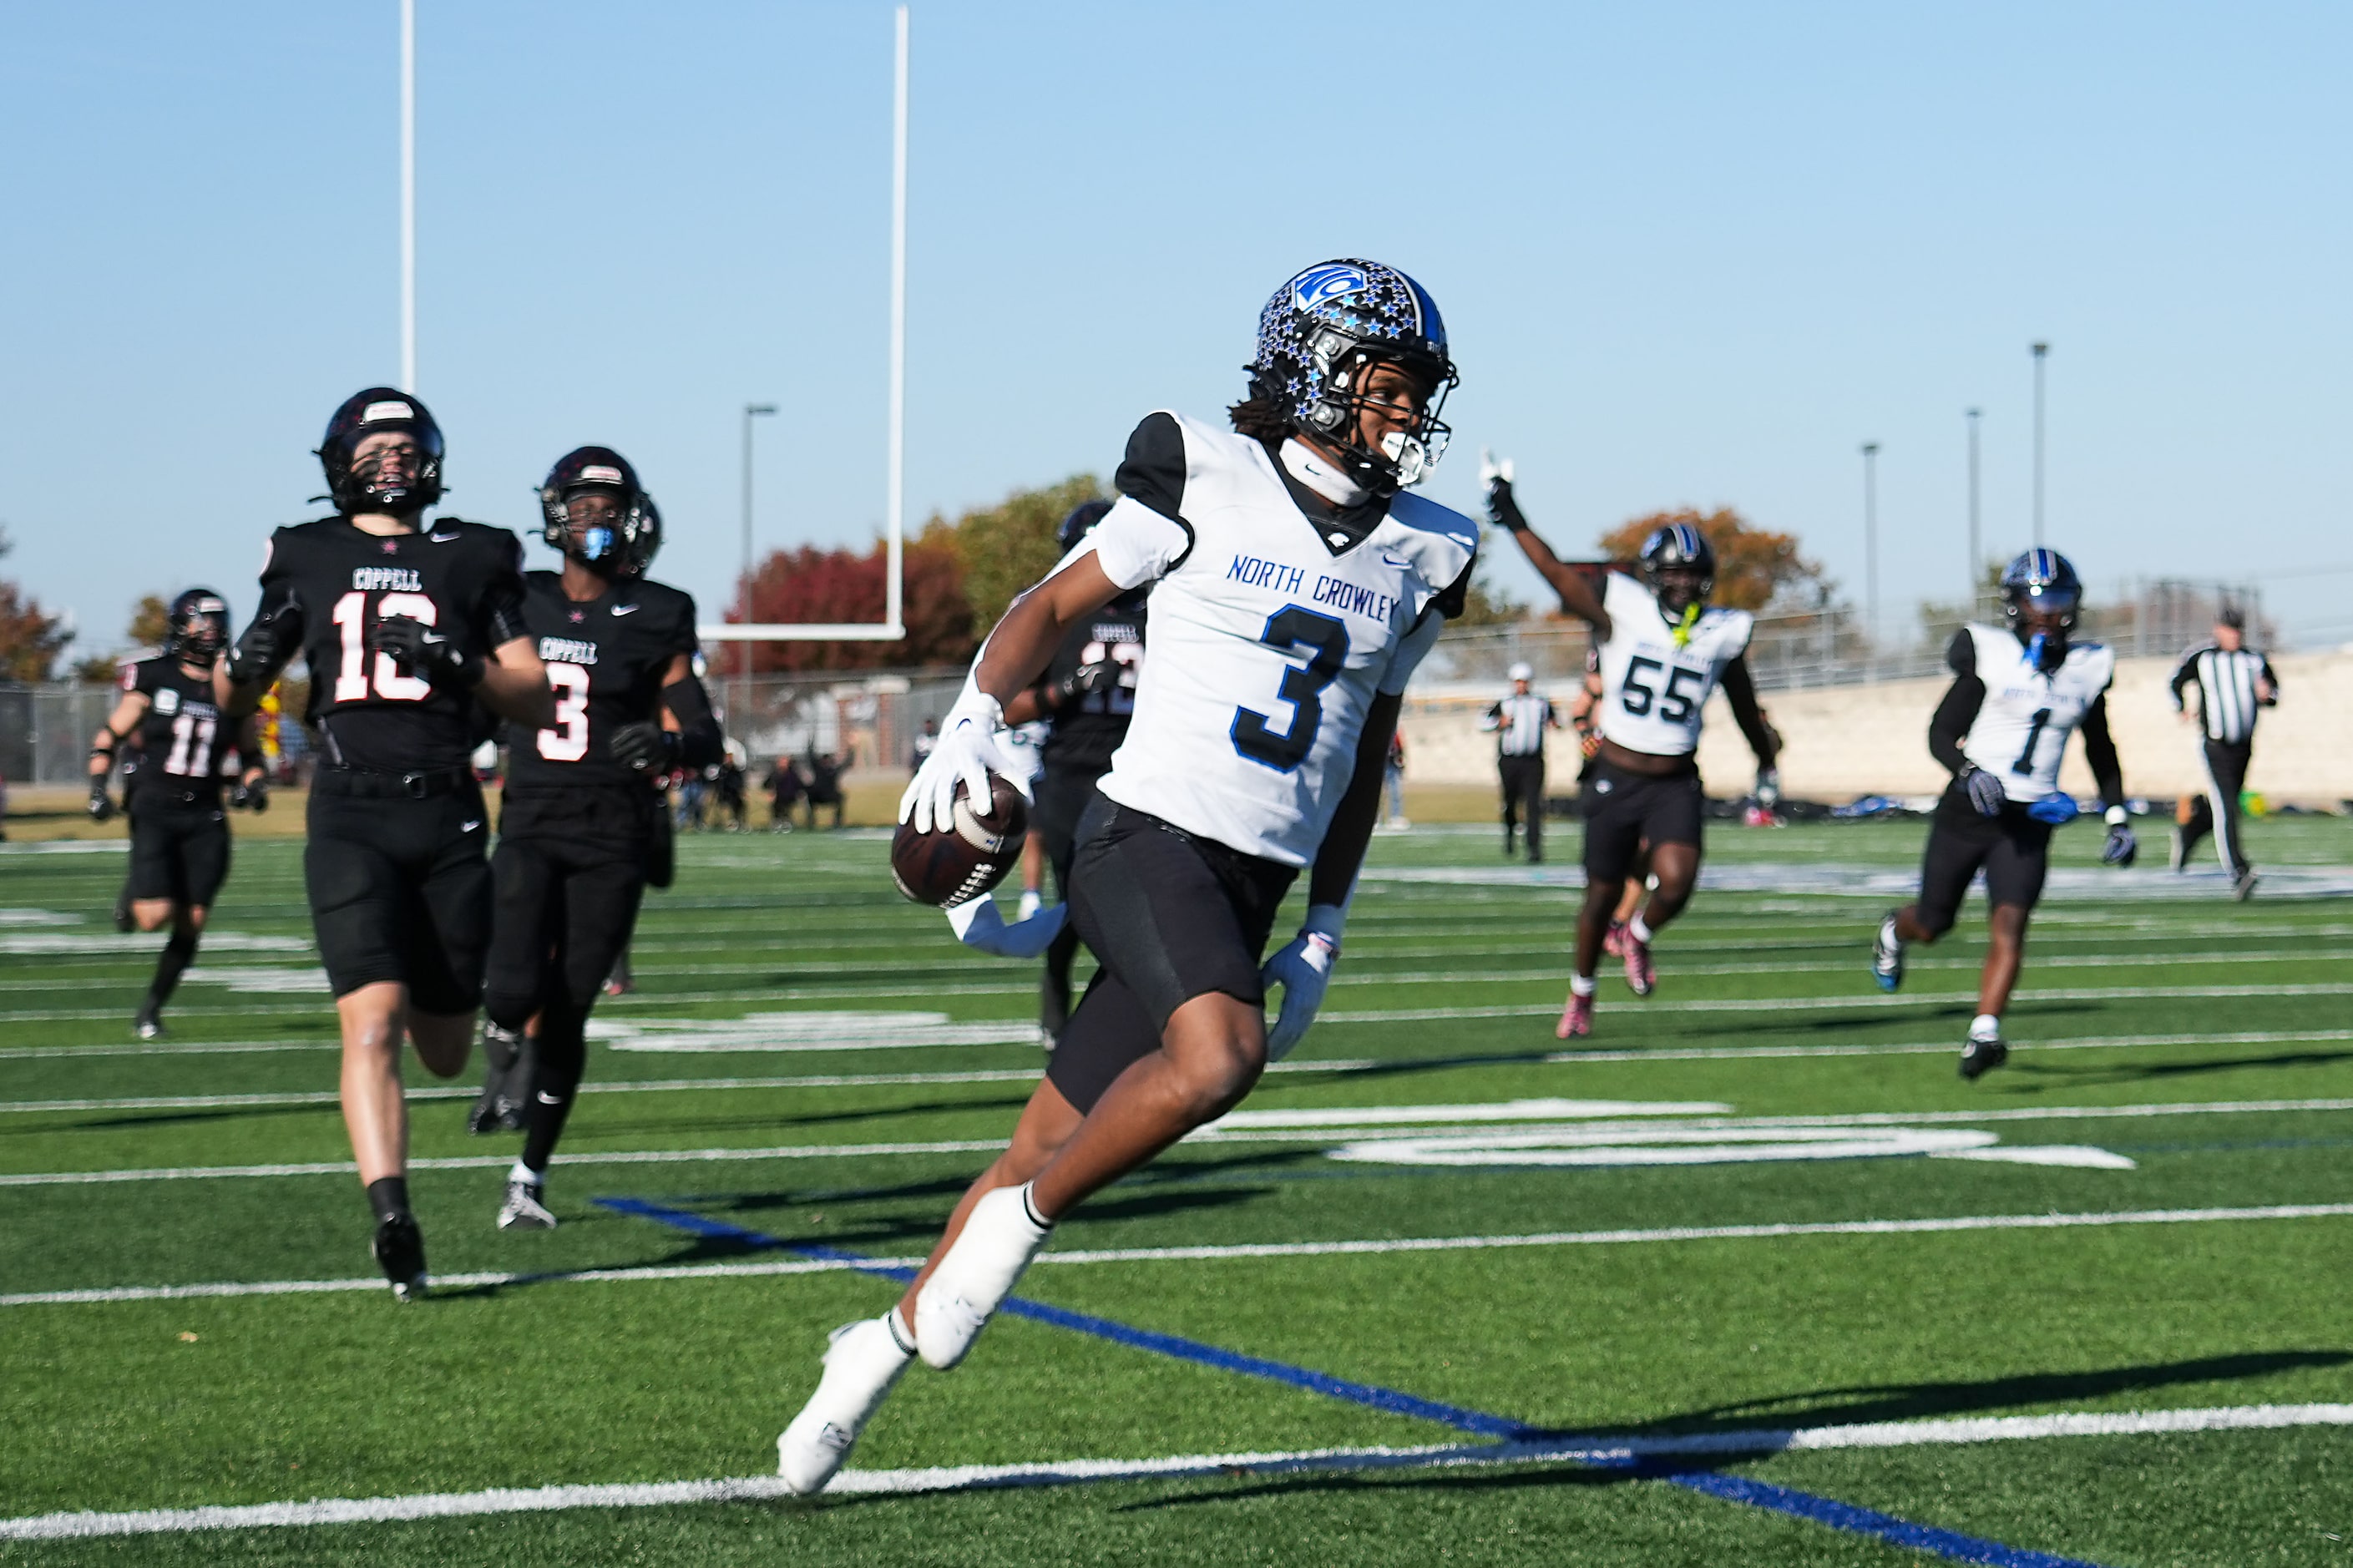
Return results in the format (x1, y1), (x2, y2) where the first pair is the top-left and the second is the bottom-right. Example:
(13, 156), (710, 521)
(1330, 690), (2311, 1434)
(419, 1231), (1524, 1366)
(502, 572), (699, 791)
(252, 517), (528, 772)
(117, 656), (230, 807)
(1037, 594), (1147, 775)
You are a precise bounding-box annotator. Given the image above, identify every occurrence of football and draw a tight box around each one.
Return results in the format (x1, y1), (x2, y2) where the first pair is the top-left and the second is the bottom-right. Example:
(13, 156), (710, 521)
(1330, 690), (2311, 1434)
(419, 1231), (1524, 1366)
(889, 771), (1029, 908)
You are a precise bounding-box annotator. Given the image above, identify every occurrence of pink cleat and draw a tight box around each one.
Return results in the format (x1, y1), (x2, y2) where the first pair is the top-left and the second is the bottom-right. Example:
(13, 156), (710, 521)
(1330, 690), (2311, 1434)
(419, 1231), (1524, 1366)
(1602, 921), (1627, 959)
(1556, 990), (1595, 1039)
(1622, 928), (1656, 997)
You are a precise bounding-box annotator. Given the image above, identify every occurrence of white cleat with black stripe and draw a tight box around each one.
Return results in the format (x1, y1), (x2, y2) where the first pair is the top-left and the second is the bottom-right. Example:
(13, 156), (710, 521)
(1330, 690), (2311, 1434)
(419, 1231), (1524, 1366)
(913, 1183), (1052, 1370)
(777, 1315), (915, 1495)
(497, 1180), (556, 1231)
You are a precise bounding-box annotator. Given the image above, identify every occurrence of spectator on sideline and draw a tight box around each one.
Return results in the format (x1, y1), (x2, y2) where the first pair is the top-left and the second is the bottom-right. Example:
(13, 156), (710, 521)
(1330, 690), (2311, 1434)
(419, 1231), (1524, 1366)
(909, 717), (939, 776)
(1383, 727), (1409, 829)
(804, 751), (846, 830)
(764, 754), (806, 831)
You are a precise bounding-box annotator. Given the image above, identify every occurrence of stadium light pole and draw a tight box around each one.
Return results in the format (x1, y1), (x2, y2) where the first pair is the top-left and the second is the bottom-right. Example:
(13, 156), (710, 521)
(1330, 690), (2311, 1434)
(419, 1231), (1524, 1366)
(883, 1), (908, 636)
(738, 402), (778, 726)
(2030, 341), (2048, 548)
(399, 0), (416, 392)
(1861, 442), (1880, 683)
(1966, 407), (1981, 609)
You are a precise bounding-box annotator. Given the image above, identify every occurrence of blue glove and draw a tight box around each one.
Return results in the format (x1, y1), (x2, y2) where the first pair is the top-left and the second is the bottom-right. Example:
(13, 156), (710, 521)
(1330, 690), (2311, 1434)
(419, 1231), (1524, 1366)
(1261, 904), (1345, 1062)
(1960, 766), (2007, 817)
(946, 896), (1065, 959)
(2027, 792), (2079, 826)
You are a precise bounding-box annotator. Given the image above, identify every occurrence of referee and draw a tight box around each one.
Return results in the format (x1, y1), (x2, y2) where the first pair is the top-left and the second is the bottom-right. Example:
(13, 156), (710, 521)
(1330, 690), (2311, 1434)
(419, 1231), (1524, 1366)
(1483, 661), (1558, 862)
(2167, 606), (2278, 898)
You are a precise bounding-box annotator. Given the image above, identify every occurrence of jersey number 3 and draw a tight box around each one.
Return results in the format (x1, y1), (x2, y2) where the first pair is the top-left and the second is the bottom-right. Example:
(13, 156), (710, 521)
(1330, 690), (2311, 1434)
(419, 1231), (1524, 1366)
(1232, 607), (1349, 772)
(538, 663), (592, 761)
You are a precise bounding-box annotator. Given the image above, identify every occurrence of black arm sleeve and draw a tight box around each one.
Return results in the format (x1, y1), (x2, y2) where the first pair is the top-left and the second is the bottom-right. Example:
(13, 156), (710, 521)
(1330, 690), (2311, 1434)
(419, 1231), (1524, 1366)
(1719, 656), (1779, 767)
(663, 675), (723, 769)
(1113, 412), (1187, 523)
(477, 532), (530, 648)
(2167, 647), (2202, 711)
(1928, 673), (1984, 777)
(2259, 654), (2280, 703)
(2078, 693), (2125, 810)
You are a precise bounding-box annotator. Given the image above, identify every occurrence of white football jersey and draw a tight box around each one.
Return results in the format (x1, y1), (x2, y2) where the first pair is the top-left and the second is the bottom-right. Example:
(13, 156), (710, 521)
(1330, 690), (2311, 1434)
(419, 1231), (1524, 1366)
(1080, 412), (1477, 867)
(1592, 573), (1754, 757)
(1958, 624), (2114, 801)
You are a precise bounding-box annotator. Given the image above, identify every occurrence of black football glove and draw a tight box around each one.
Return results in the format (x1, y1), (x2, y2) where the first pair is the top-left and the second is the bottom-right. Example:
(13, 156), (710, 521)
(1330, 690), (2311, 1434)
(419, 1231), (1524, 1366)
(1485, 474), (1529, 533)
(225, 598), (299, 689)
(609, 720), (681, 772)
(229, 776), (270, 813)
(86, 781), (115, 822)
(1050, 660), (1121, 708)
(1959, 765), (2007, 817)
(371, 616), (484, 690)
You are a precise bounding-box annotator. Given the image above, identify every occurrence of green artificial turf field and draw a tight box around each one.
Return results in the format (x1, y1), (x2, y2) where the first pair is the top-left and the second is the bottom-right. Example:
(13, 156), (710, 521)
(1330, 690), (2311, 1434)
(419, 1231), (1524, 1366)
(3, 812), (2350, 1565)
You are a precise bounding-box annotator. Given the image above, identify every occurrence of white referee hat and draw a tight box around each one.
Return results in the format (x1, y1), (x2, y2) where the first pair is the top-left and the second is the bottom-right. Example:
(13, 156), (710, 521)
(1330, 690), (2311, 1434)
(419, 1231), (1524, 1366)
(1507, 661), (1534, 682)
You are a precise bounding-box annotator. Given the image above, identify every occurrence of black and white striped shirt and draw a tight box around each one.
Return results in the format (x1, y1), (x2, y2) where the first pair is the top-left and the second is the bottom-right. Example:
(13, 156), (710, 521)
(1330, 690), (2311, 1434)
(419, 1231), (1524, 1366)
(1483, 692), (1556, 756)
(2169, 644), (2278, 744)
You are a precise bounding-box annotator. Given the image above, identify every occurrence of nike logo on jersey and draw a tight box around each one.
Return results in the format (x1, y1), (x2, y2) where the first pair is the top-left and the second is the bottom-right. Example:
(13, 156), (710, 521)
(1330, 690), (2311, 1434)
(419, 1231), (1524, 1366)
(1380, 551), (1412, 569)
(535, 1090), (562, 1105)
(610, 604), (640, 616)
(428, 530), (459, 543)
(460, 819), (483, 832)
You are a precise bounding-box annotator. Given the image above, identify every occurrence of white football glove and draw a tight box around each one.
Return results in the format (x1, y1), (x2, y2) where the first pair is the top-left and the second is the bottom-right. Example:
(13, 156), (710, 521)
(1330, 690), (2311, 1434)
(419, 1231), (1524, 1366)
(1478, 448), (1515, 487)
(898, 687), (1033, 837)
(1260, 903), (1346, 1063)
(947, 895), (1067, 959)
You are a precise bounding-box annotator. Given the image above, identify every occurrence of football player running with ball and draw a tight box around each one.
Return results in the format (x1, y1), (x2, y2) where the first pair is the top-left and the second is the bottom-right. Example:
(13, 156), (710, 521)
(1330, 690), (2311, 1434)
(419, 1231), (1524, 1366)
(468, 449), (719, 1229)
(775, 259), (1477, 1493)
(87, 588), (271, 1039)
(1485, 478), (1780, 1039)
(218, 390), (554, 1300)
(1872, 549), (2135, 1080)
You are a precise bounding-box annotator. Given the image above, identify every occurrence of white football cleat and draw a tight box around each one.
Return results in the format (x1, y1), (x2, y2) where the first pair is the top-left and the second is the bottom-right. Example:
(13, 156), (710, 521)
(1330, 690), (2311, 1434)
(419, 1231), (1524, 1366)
(913, 1183), (1052, 1370)
(777, 1314), (914, 1495)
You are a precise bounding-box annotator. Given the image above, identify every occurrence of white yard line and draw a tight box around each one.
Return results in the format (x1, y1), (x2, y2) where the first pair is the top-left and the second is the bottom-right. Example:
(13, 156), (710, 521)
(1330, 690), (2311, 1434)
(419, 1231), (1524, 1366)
(8, 1201), (2347, 1308)
(7, 1095), (2347, 1186)
(6, 1401), (2347, 1537)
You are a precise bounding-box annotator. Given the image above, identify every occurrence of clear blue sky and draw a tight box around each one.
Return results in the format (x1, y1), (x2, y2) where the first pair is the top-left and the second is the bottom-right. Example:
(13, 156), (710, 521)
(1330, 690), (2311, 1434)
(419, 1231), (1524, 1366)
(3, 1), (2347, 657)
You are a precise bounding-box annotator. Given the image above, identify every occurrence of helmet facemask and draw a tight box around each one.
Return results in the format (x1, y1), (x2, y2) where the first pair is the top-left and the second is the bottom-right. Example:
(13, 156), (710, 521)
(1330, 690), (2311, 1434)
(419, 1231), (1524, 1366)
(319, 392), (447, 517)
(538, 448), (655, 577)
(169, 592), (230, 667)
(1247, 259), (1459, 498)
(1293, 341), (1455, 494)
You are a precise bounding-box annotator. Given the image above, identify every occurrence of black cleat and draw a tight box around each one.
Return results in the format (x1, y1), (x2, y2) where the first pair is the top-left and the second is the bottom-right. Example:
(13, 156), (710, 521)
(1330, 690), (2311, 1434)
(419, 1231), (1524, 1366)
(134, 1004), (164, 1042)
(111, 896), (134, 934)
(1958, 1034), (2009, 1081)
(372, 1212), (429, 1302)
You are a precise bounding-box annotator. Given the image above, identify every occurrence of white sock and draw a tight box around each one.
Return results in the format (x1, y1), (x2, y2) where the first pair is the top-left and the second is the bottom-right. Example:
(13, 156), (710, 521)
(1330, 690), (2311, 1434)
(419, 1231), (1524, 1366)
(509, 1160), (544, 1186)
(1880, 915), (1903, 947)
(1570, 974), (1598, 998)
(1627, 915), (1654, 945)
(1017, 888), (1042, 919)
(1971, 1014), (2001, 1042)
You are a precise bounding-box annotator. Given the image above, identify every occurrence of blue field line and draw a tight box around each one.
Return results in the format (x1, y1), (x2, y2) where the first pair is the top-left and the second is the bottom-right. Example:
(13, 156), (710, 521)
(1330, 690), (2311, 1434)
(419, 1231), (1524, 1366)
(598, 1195), (2108, 1566)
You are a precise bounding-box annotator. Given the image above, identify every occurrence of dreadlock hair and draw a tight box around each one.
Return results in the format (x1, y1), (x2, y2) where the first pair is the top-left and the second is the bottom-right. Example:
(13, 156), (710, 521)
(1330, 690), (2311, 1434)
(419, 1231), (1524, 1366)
(1227, 386), (1293, 447)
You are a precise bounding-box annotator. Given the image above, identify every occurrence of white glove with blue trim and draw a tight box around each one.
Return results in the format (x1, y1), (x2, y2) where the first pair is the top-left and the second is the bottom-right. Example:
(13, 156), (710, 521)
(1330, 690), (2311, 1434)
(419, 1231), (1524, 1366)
(947, 895), (1066, 959)
(1260, 903), (1346, 1063)
(898, 686), (1033, 837)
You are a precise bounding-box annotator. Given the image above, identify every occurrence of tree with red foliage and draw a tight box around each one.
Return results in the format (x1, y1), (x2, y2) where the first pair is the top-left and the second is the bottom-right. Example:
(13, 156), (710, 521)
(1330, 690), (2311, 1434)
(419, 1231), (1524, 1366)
(0, 532), (72, 683)
(730, 536), (975, 674)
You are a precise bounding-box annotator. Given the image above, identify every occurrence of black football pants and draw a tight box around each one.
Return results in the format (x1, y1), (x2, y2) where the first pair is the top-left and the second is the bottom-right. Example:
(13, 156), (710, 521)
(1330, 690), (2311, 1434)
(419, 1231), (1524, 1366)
(1500, 754), (1546, 858)
(2180, 736), (2254, 875)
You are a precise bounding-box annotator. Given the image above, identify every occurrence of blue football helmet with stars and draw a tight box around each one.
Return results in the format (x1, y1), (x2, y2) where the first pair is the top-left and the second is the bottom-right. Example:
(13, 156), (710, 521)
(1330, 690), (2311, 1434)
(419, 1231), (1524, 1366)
(1247, 259), (1458, 495)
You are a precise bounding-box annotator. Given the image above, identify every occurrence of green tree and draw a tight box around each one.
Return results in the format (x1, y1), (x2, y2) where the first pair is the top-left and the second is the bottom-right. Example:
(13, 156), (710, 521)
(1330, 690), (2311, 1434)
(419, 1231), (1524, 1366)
(1450, 562), (1527, 627)
(937, 474), (1105, 628)
(0, 531), (71, 683)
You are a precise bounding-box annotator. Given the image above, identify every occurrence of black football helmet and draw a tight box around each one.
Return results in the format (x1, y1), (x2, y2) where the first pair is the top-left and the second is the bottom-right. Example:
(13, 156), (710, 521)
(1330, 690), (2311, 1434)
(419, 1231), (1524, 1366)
(538, 446), (658, 575)
(2001, 548), (2082, 631)
(1246, 259), (1458, 496)
(165, 588), (231, 667)
(318, 388), (444, 516)
(1640, 523), (1716, 617)
(624, 493), (664, 579)
(1055, 498), (1114, 554)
